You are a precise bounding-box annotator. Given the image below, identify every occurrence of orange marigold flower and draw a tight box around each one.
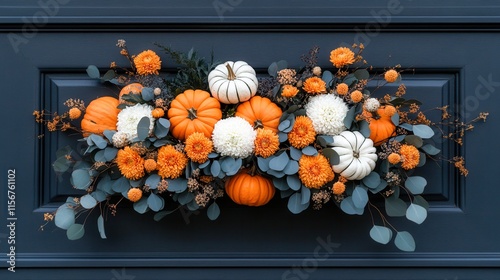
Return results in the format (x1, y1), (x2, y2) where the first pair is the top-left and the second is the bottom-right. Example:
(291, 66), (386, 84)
(400, 144), (420, 170)
(299, 154), (335, 189)
(254, 128), (280, 158)
(330, 47), (355, 68)
(157, 145), (188, 178)
(116, 146), (145, 180)
(384, 69), (399, 83)
(336, 83), (349, 95)
(281, 85), (299, 98)
(184, 132), (213, 163)
(332, 182), (346, 195)
(288, 116), (316, 149)
(388, 153), (401, 164)
(152, 108), (165, 118)
(127, 188), (143, 202)
(302, 77), (326, 94)
(350, 90), (363, 103)
(144, 159), (157, 173)
(134, 50), (161, 75)
(68, 108), (82, 120)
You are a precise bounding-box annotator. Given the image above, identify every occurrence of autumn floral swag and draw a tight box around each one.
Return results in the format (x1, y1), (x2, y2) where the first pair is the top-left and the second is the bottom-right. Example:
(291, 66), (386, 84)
(34, 40), (488, 251)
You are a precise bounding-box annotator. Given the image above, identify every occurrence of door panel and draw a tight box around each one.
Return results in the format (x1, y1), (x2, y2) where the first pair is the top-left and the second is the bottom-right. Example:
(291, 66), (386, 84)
(1, 1), (500, 279)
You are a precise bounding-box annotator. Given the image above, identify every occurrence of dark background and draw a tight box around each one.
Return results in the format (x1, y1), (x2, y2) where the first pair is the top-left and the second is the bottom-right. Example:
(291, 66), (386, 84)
(1, 1), (500, 279)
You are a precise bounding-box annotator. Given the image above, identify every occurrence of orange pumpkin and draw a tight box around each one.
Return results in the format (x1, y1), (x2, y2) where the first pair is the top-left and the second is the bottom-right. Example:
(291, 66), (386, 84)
(225, 170), (275, 206)
(167, 89), (222, 141)
(235, 96), (283, 133)
(81, 96), (121, 137)
(119, 83), (143, 104)
(363, 105), (397, 146)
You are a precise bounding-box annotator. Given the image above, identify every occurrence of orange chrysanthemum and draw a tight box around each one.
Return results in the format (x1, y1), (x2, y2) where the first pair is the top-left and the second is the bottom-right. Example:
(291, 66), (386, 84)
(336, 83), (349, 95)
(330, 47), (355, 68)
(288, 116), (316, 149)
(144, 159), (157, 173)
(302, 77), (326, 94)
(127, 188), (143, 202)
(299, 154), (335, 189)
(281, 85), (299, 98)
(134, 50), (161, 75)
(152, 108), (165, 118)
(157, 145), (188, 178)
(387, 153), (401, 164)
(384, 69), (399, 83)
(68, 108), (82, 120)
(254, 128), (280, 158)
(350, 90), (363, 103)
(400, 144), (420, 170)
(184, 132), (213, 163)
(332, 182), (346, 195)
(116, 146), (145, 180)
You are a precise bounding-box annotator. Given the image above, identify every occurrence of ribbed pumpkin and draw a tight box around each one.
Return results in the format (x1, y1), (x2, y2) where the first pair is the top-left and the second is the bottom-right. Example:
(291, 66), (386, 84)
(208, 61), (258, 104)
(167, 89), (222, 141)
(119, 83), (143, 104)
(225, 169), (275, 207)
(363, 105), (397, 146)
(81, 96), (121, 137)
(235, 96), (283, 133)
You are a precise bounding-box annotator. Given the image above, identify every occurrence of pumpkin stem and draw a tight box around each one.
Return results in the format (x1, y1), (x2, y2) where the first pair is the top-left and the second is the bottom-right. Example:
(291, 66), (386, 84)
(225, 63), (236, 80)
(187, 107), (197, 120)
(254, 119), (264, 130)
(249, 165), (257, 176)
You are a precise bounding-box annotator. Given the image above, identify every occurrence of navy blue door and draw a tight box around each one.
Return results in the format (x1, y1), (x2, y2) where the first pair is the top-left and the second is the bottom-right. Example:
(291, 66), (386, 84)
(1, 1), (500, 279)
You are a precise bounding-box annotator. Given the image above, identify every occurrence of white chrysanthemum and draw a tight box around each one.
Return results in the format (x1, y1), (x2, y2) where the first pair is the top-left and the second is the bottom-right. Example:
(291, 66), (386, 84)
(363, 98), (380, 112)
(212, 117), (256, 158)
(116, 103), (155, 142)
(305, 94), (349, 136)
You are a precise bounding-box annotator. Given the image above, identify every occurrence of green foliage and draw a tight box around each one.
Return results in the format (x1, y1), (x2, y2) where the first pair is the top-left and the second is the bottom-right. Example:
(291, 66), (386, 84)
(370, 225), (392, 245)
(207, 202), (220, 221)
(66, 224), (85, 241)
(394, 231), (416, 252)
(97, 215), (107, 239)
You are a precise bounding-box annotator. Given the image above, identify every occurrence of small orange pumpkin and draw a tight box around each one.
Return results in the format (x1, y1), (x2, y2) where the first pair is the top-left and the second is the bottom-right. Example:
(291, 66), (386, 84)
(363, 105), (397, 146)
(119, 83), (143, 104)
(235, 96), (283, 133)
(167, 89), (222, 141)
(81, 96), (121, 137)
(225, 169), (275, 207)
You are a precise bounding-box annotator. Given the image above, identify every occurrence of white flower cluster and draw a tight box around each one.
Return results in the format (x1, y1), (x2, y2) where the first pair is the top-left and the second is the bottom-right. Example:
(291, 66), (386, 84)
(116, 103), (155, 142)
(212, 117), (256, 158)
(363, 98), (380, 112)
(305, 94), (349, 136)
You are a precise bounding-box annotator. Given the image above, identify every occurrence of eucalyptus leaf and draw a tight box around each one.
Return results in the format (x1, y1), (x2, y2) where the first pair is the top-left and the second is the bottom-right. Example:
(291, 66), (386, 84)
(322, 148), (340, 165)
(207, 202), (221, 221)
(359, 121), (371, 138)
(289, 147), (302, 161)
(167, 178), (188, 193)
(267, 169), (285, 178)
(413, 195), (430, 211)
(145, 174), (161, 189)
(362, 172), (380, 189)
(286, 175), (301, 191)
(137, 116), (151, 141)
(71, 169), (91, 190)
(317, 135), (334, 147)
(111, 177), (130, 193)
(97, 175), (113, 194)
(211, 160), (221, 177)
(178, 191), (194, 205)
(287, 192), (309, 214)
(89, 134), (108, 149)
(399, 123), (413, 131)
(385, 196), (407, 217)
(413, 124), (435, 139)
(268, 62), (278, 77)
(54, 205), (75, 230)
(102, 69), (116, 81)
(147, 193), (164, 212)
(406, 203), (427, 224)
(421, 144), (440, 156)
(104, 147), (118, 161)
(301, 146), (318, 156)
(97, 215), (107, 239)
(354, 69), (370, 80)
(53, 156), (71, 173)
(344, 106), (356, 129)
(405, 176), (427, 195)
(340, 196), (364, 215)
(322, 70), (334, 87)
(141, 87), (154, 101)
(404, 135), (423, 148)
(257, 156), (271, 172)
(301, 185), (311, 205)
(273, 177), (290, 191)
(91, 190), (107, 202)
(369, 225), (392, 245)
(278, 120), (291, 132)
(269, 152), (289, 172)
(394, 231), (416, 252)
(369, 179), (388, 194)
(283, 160), (299, 175)
(86, 65), (100, 79)
(352, 186), (369, 209)
(391, 113), (400, 126)
(417, 151), (426, 167)
(80, 194), (97, 209)
(66, 223), (85, 241)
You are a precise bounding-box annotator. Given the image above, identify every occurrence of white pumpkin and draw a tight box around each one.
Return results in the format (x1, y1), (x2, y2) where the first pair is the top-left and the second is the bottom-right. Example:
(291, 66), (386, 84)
(328, 131), (377, 180)
(208, 61), (258, 104)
